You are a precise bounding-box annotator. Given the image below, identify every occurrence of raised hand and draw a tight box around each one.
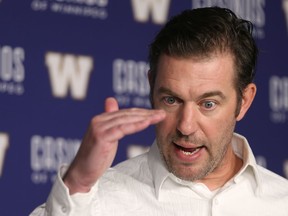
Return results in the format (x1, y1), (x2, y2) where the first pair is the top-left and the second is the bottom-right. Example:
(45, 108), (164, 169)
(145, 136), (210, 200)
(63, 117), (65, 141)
(63, 97), (166, 194)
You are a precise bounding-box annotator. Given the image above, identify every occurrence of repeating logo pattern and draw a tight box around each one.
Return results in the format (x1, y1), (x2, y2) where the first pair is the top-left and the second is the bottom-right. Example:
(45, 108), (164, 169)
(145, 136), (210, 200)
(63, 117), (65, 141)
(46, 52), (93, 100)
(269, 76), (288, 123)
(113, 58), (151, 108)
(0, 46), (25, 95)
(192, 0), (266, 39)
(31, 0), (109, 19)
(131, 0), (171, 24)
(0, 2), (287, 215)
(30, 135), (80, 184)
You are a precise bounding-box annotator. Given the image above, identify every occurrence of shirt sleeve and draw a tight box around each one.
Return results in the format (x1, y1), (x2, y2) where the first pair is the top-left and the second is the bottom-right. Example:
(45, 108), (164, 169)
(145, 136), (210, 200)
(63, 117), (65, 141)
(29, 165), (99, 216)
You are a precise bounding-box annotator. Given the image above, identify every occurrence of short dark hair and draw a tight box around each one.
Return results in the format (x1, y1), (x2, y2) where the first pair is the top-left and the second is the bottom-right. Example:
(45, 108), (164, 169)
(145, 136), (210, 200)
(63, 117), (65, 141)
(148, 7), (258, 115)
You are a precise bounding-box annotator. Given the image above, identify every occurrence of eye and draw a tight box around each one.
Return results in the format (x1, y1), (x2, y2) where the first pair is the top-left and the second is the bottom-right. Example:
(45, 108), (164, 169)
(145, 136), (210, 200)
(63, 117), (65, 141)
(202, 101), (216, 110)
(163, 96), (176, 105)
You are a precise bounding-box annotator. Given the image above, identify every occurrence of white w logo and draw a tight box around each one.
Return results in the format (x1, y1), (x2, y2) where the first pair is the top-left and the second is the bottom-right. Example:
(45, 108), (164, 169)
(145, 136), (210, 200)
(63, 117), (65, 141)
(131, 0), (171, 24)
(45, 52), (93, 100)
(0, 133), (9, 177)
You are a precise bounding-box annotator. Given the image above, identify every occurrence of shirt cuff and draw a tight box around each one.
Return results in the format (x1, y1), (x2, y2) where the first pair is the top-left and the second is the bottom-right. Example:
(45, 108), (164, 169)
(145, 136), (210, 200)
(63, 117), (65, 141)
(45, 165), (98, 216)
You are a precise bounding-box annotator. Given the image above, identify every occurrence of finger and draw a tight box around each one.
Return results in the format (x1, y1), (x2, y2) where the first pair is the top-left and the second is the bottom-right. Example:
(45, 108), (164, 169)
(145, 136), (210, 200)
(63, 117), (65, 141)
(103, 110), (166, 142)
(95, 109), (166, 132)
(105, 97), (119, 113)
(96, 106), (160, 124)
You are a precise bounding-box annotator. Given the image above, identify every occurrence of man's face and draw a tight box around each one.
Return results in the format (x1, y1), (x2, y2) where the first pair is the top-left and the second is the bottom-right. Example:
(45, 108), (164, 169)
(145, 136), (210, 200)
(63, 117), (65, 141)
(152, 53), (239, 182)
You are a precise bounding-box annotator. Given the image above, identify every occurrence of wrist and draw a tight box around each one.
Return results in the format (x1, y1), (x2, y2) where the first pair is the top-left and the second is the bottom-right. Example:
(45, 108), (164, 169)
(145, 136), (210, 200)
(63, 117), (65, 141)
(63, 169), (93, 195)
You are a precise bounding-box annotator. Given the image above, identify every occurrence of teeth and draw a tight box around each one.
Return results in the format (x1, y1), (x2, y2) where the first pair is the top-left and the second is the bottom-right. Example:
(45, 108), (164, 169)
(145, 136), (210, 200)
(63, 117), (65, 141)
(181, 148), (200, 155)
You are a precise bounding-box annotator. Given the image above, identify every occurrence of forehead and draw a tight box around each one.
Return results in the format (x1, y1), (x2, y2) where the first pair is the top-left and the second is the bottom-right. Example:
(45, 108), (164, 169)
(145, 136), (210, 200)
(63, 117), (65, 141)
(154, 53), (236, 97)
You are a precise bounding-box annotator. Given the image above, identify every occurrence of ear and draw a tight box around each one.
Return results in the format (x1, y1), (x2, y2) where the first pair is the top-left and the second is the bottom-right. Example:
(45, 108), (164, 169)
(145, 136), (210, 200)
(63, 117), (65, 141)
(236, 83), (257, 121)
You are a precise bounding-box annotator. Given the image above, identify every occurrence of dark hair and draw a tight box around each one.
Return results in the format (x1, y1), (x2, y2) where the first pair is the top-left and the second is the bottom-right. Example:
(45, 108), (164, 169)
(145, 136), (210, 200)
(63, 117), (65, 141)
(148, 7), (258, 115)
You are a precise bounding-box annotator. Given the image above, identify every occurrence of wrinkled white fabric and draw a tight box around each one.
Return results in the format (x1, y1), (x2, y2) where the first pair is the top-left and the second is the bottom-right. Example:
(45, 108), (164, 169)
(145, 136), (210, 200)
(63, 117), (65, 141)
(30, 133), (288, 216)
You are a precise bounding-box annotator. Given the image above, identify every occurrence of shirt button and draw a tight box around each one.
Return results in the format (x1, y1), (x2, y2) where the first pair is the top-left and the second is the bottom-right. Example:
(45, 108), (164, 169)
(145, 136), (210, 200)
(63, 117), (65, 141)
(176, 178), (182, 183)
(234, 176), (243, 183)
(214, 198), (219, 205)
(61, 206), (67, 213)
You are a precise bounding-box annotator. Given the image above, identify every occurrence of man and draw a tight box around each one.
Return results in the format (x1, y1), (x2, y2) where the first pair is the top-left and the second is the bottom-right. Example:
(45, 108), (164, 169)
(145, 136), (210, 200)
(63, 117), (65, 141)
(31, 7), (288, 216)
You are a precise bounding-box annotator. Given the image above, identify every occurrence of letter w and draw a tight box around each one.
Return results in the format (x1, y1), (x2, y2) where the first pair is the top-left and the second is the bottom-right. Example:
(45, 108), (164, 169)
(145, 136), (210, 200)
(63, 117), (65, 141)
(131, 0), (171, 24)
(46, 52), (93, 100)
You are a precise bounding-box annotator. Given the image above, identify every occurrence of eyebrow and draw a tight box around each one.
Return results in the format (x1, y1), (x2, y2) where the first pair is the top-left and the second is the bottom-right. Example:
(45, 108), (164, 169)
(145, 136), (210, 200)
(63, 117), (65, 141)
(157, 87), (180, 98)
(198, 91), (226, 100)
(157, 87), (226, 101)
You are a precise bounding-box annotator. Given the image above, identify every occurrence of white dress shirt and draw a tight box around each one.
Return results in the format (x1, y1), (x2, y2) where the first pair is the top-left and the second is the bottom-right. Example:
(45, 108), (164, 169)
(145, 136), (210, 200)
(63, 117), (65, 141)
(30, 133), (288, 216)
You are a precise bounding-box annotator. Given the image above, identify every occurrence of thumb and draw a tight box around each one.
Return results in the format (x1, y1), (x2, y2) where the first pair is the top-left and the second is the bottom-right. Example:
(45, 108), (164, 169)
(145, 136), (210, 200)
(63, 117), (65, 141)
(105, 97), (119, 113)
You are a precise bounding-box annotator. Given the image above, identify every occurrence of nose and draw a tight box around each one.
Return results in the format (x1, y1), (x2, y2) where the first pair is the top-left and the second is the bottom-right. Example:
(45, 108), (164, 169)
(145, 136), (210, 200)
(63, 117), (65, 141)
(176, 103), (198, 136)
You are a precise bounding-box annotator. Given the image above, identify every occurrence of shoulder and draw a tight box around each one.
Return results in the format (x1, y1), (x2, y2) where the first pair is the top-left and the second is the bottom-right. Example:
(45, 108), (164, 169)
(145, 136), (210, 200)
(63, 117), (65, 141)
(113, 152), (149, 174)
(100, 152), (152, 186)
(256, 165), (288, 196)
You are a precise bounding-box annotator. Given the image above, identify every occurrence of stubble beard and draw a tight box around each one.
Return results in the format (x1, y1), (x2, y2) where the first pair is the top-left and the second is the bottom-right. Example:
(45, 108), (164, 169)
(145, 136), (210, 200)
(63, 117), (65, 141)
(157, 132), (233, 182)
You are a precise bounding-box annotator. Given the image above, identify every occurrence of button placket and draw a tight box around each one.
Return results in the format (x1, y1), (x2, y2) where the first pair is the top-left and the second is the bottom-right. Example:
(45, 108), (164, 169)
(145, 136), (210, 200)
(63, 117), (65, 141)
(214, 198), (219, 205)
(61, 206), (67, 213)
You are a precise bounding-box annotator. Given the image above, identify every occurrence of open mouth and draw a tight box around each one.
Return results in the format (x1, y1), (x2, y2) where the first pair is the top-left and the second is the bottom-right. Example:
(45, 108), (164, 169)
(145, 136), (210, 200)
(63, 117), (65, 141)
(174, 143), (205, 156)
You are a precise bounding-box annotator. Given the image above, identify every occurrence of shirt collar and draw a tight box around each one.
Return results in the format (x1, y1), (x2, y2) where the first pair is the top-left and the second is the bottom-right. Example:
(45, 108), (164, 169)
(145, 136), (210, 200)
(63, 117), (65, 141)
(231, 133), (262, 195)
(148, 133), (262, 199)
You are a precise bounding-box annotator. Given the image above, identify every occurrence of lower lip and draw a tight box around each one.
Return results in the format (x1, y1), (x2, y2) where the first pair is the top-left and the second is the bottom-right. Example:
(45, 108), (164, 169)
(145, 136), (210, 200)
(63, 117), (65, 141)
(174, 144), (205, 162)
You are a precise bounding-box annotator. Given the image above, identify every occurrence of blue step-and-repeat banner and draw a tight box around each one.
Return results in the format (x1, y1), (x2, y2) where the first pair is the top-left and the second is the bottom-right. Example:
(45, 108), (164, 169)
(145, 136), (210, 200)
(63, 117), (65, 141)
(0, 0), (287, 215)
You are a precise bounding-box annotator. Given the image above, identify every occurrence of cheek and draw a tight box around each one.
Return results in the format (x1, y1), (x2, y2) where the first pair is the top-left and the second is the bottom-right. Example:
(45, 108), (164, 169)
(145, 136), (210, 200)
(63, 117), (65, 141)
(156, 114), (176, 133)
(202, 115), (236, 144)
(199, 115), (231, 138)
(199, 120), (218, 139)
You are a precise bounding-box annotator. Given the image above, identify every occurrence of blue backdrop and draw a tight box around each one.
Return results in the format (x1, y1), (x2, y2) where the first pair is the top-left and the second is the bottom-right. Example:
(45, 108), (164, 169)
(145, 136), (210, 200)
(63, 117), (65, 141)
(0, 0), (287, 215)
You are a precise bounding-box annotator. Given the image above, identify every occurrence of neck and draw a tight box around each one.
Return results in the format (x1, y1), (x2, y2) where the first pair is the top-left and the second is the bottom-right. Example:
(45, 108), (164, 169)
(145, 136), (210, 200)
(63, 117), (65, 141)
(199, 147), (243, 191)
